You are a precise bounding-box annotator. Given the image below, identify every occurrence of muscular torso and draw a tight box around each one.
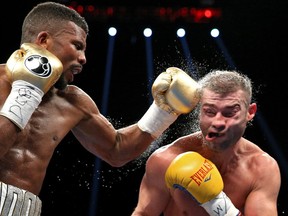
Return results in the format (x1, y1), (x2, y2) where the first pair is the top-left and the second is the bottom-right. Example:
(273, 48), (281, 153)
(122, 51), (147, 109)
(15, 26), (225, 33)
(156, 133), (266, 215)
(0, 65), (86, 195)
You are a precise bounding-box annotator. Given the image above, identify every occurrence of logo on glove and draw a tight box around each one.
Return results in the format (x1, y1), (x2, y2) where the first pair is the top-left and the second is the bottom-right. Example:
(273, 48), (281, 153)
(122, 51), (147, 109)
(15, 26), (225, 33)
(190, 159), (214, 186)
(25, 55), (52, 77)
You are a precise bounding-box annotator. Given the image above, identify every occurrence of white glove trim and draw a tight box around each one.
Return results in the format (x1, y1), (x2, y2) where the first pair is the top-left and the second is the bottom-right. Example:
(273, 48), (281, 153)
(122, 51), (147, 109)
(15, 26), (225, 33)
(0, 80), (44, 130)
(138, 101), (178, 138)
(201, 191), (242, 216)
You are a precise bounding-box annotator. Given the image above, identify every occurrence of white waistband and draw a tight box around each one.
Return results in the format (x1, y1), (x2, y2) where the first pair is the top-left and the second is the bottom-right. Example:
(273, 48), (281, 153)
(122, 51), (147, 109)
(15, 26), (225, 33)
(0, 181), (42, 216)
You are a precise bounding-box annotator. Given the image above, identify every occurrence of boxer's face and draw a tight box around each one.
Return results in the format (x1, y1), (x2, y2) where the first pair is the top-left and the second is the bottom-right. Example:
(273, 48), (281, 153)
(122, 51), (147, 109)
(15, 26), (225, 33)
(199, 89), (250, 152)
(47, 21), (87, 90)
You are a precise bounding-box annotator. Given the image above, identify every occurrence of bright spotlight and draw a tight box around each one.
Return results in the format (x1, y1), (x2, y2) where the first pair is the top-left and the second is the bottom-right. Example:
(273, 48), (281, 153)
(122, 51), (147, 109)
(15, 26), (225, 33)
(108, 27), (117, 36)
(210, 28), (220, 38)
(177, 28), (186, 37)
(143, 28), (152, 37)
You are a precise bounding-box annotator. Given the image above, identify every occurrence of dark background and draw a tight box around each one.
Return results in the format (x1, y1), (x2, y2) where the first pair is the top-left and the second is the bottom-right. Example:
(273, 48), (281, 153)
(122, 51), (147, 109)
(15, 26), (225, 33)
(1, 0), (288, 215)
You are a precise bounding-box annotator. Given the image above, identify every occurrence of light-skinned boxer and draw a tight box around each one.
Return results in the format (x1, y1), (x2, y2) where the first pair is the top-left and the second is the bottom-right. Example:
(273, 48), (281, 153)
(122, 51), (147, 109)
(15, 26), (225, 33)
(131, 70), (281, 216)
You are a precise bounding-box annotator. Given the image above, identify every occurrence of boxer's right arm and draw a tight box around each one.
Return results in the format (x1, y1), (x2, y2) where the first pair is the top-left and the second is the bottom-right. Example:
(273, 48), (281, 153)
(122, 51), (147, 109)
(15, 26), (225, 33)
(0, 43), (63, 130)
(138, 67), (200, 138)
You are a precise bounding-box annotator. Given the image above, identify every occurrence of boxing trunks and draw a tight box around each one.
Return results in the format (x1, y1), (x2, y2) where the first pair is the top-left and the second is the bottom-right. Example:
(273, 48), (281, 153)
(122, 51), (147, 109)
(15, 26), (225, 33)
(0, 181), (41, 216)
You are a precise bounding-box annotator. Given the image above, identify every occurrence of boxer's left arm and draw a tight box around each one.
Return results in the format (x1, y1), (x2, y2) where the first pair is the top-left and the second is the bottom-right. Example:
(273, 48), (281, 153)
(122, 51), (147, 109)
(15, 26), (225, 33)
(70, 90), (156, 167)
(0, 114), (18, 158)
(72, 67), (200, 167)
(132, 148), (171, 216)
(243, 154), (281, 215)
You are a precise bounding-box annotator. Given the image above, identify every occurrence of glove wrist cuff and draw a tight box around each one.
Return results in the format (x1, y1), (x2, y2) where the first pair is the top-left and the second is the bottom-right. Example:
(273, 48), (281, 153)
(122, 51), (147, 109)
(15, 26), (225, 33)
(201, 191), (242, 216)
(0, 80), (44, 130)
(138, 101), (178, 138)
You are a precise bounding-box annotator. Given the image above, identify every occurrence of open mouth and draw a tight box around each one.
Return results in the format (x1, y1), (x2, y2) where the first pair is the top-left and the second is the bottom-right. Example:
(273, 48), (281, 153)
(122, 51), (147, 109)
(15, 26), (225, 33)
(208, 132), (220, 138)
(206, 132), (223, 141)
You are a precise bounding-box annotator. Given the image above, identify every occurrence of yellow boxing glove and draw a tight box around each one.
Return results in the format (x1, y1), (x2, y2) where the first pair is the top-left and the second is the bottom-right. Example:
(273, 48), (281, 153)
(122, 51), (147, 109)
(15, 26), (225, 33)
(0, 43), (63, 129)
(165, 152), (242, 216)
(138, 67), (200, 138)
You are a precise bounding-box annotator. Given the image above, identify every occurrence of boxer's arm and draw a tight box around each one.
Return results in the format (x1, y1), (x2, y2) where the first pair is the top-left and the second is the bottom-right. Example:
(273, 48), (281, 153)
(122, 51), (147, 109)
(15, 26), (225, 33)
(67, 85), (151, 166)
(132, 151), (170, 216)
(72, 67), (200, 166)
(243, 154), (280, 216)
(0, 77), (18, 158)
(0, 116), (18, 158)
